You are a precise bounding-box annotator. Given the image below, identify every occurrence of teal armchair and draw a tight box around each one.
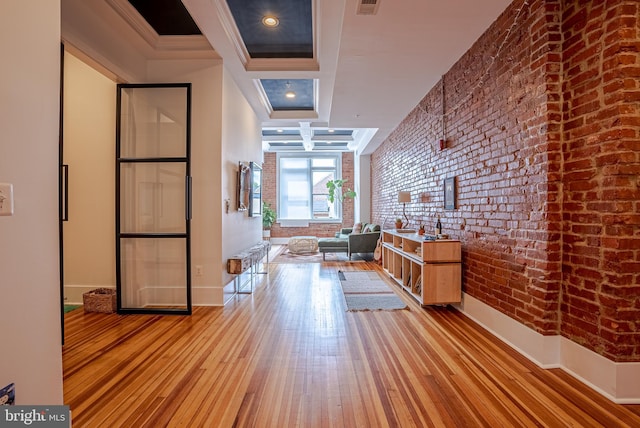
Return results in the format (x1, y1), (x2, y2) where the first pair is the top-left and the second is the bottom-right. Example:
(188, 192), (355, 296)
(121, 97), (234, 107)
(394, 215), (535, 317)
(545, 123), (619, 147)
(318, 223), (381, 260)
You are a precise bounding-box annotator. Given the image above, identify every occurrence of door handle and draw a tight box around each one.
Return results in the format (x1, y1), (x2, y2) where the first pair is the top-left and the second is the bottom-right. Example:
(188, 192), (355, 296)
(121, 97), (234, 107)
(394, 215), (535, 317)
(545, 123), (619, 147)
(62, 164), (69, 221)
(185, 175), (192, 220)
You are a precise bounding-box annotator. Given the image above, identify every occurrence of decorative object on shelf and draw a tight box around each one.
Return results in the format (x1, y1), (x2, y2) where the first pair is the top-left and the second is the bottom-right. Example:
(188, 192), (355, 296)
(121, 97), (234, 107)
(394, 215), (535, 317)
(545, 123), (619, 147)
(444, 176), (456, 210)
(435, 218), (442, 235)
(418, 224), (425, 235)
(395, 218), (403, 229)
(398, 191), (411, 228)
(326, 179), (356, 203)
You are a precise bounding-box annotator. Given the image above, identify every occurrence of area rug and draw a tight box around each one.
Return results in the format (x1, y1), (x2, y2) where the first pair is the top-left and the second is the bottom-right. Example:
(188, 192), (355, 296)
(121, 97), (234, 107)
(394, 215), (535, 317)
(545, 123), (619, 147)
(338, 270), (408, 311)
(271, 246), (369, 263)
(64, 305), (81, 313)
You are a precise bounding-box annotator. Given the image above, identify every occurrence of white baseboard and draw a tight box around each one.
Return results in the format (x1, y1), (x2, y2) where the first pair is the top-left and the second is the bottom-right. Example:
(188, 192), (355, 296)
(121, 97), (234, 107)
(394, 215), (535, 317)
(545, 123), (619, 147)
(64, 285), (114, 305)
(139, 286), (225, 307)
(560, 339), (640, 404)
(193, 286), (224, 306)
(64, 284), (224, 307)
(457, 293), (640, 404)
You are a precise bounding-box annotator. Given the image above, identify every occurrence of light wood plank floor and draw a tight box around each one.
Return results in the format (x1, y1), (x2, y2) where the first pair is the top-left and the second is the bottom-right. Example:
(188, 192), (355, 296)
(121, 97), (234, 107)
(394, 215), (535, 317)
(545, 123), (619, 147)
(63, 258), (640, 427)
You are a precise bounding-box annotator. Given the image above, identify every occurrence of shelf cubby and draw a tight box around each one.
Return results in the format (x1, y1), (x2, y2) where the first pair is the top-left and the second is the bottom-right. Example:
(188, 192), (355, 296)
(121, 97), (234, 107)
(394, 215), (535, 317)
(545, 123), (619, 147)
(381, 230), (461, 306)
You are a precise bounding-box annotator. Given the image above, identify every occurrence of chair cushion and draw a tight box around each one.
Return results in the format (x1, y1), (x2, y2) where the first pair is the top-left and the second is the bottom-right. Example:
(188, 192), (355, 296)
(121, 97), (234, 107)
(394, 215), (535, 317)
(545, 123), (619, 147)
(364, 224), (379, 233)
(351, 222), (362, 234)
(318, 237), (349, 248)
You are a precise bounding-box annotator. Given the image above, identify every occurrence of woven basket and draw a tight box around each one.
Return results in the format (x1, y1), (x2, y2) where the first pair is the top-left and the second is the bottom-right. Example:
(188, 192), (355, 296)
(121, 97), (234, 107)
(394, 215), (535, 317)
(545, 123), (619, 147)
(83, 288), (117, 313)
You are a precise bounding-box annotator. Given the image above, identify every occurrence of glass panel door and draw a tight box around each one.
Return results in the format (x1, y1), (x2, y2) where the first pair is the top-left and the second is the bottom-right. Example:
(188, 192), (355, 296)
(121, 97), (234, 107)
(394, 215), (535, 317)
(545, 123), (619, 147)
(116, 84), (191, 314)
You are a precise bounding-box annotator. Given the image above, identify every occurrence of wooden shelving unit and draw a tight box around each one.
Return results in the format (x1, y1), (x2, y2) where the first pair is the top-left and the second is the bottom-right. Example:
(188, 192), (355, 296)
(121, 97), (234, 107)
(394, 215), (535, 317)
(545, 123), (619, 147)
(381, 230), (461, 306)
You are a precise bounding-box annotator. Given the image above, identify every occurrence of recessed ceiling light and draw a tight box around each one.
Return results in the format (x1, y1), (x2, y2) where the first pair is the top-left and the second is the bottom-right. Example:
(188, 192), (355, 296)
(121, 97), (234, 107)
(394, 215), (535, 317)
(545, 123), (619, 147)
(285, 81), (295, 98)
(277, 129), (284, 133)
(328, 129), (335, 133)
(262, 16), (279, 27)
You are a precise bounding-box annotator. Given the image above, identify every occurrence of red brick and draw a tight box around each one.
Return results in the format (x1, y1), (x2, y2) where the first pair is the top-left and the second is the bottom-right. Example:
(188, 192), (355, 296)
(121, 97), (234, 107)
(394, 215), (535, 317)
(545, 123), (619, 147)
(368, 0), (640, 362)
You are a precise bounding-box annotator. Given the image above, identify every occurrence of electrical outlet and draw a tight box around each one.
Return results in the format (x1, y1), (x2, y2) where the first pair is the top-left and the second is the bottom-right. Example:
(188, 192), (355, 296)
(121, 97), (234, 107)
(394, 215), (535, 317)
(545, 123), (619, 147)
(195, 265), (203, 276)
(0, 183), (14, 216)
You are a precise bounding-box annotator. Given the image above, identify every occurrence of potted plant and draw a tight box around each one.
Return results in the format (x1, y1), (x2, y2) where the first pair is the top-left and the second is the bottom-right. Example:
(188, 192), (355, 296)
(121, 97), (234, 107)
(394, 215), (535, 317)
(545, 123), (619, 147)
(326, 179), (357, 203)
(395, 218), (403, 229)
(262, 202), (276, 239)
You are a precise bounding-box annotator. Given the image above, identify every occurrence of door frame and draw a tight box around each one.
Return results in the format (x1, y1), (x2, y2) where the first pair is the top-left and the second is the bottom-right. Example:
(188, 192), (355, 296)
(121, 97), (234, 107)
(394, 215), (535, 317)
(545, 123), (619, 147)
(115, 83), (193, 315)
(58, 44), (66, 344)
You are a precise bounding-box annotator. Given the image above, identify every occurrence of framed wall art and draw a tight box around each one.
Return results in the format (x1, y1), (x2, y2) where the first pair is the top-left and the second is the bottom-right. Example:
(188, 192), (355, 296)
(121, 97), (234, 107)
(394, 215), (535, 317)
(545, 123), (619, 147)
(444, 176), (456, 210)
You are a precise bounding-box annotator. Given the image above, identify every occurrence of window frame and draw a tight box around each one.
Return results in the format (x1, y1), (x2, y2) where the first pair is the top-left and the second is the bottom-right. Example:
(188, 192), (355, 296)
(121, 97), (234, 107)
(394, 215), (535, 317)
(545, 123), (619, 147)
(276, 152), (343, 222)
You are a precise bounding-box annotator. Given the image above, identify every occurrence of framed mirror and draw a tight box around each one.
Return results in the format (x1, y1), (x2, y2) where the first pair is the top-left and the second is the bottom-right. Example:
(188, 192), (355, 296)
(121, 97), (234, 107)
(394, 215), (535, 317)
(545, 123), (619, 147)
(249, 161), (262, 217)
(237, 161), (251, 211)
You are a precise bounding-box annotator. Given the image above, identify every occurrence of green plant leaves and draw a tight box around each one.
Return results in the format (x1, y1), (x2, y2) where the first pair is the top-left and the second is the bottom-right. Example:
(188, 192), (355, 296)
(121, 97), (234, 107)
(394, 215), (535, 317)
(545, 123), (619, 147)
(326, 179), (356, 203)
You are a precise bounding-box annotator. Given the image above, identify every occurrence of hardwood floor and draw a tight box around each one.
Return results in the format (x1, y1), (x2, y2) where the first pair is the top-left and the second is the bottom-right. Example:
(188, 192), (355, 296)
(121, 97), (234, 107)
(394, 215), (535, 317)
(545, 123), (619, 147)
(63, 258), (640, 427)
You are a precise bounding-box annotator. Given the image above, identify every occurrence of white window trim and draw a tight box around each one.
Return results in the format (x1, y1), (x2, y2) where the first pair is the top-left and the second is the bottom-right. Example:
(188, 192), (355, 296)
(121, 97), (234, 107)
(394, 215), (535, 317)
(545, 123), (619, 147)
(276, 152), (343, 222)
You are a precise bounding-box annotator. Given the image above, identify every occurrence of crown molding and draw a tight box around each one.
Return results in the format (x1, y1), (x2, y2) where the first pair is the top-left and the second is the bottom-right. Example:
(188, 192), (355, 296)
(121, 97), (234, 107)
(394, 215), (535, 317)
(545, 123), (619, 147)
(106, 0), (214, 54)
(213, 0), (251, 66)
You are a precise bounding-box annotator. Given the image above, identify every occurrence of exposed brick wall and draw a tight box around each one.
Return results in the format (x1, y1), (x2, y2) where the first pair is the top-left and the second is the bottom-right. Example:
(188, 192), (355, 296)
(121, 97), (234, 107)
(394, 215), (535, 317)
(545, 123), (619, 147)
(262, 152), (355, 239)
(373, 0), (562, 334)
(371, 0), (639, 362)
(560, 1), (640, 361)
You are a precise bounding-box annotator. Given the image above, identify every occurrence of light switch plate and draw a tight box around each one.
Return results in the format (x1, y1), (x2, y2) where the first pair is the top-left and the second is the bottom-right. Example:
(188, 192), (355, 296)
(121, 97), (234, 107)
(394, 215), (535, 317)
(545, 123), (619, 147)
(0, 183), (14, 216)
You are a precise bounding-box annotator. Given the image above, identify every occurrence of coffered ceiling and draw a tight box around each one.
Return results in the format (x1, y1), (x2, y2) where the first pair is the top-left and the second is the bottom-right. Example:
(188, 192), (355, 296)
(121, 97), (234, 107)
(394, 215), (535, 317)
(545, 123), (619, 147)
(62, 0), (512, 154)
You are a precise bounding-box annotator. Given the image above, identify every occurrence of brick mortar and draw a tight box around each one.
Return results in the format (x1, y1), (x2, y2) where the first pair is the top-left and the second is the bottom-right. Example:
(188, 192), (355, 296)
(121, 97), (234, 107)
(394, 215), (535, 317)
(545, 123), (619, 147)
(371, 0), (639, 362)
(560, 0), (640, 361)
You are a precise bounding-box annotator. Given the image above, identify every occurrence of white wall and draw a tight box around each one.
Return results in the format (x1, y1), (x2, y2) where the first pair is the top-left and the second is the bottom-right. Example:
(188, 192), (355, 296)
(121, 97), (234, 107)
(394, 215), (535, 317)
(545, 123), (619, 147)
(220, 70), (263, 293)
(0, 0), (63, 404)
(355, 154), (371, 223)
(63, 52), (116, 303)
(147, 59), (230, 305)
(61, 0), (147, 82)
(149, 62), (263, 303)
(61, 0), (263, 306)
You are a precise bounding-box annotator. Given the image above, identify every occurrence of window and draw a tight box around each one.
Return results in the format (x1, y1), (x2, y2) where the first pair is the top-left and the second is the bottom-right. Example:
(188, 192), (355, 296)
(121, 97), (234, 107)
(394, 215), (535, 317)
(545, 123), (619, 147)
(278, 154), (341, 220)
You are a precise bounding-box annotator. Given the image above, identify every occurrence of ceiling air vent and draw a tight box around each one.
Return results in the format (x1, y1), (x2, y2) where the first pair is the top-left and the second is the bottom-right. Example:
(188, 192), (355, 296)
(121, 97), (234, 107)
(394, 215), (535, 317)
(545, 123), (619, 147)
(357, 0), (380, 15)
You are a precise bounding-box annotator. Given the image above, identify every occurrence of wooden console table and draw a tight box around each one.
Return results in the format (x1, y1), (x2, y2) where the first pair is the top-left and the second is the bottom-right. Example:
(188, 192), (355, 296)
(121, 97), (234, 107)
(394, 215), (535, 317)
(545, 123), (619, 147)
(381, 230), (461, 306)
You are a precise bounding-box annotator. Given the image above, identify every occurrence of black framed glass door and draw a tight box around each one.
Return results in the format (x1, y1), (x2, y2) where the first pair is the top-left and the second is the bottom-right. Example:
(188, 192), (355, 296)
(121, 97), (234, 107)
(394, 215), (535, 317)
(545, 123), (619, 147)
(116, 83), (192, 314)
